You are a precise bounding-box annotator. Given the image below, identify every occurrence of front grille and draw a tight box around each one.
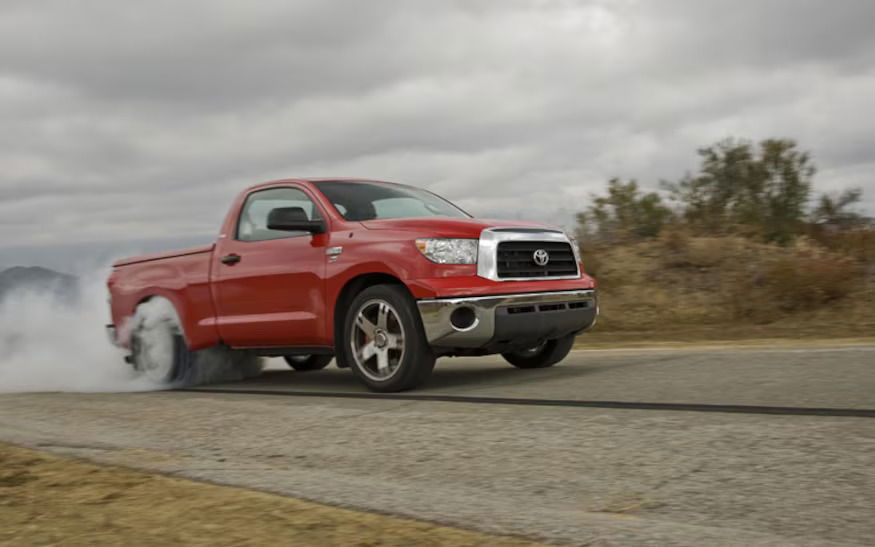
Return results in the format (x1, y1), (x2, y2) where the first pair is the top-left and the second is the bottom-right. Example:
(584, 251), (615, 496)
(496, 241), (578, 279)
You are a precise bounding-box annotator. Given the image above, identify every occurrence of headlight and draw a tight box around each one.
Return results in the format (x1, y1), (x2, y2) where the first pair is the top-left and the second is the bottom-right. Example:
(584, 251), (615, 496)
(415, 238), (478, 264)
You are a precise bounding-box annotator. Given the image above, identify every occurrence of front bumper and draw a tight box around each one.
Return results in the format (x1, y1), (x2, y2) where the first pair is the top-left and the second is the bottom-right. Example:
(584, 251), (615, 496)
(417, 289), (597, 349)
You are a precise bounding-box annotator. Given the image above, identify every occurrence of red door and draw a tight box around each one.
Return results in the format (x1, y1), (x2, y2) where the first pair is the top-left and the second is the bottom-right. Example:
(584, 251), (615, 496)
(211, 186), (329, 347)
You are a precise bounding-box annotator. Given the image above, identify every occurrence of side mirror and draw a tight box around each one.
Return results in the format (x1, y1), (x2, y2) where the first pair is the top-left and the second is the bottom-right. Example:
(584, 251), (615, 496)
(266, 207), (326, 234)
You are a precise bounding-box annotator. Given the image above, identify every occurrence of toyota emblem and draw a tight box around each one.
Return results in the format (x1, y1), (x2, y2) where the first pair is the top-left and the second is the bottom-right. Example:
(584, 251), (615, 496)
(532, 249), (550, 266)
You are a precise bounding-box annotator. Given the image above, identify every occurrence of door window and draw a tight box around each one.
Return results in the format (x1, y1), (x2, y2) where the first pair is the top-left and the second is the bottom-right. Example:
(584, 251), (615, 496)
(236, 187), (322, 242)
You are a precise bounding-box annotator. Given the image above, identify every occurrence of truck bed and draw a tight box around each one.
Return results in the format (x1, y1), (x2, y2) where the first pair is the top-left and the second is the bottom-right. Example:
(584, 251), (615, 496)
(108, 244), (219, 350)
(113, 244), (216, 267)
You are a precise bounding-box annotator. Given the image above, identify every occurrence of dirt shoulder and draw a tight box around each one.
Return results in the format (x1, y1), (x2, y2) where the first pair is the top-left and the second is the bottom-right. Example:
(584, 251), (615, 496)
(576, 332), (875, 350)
(0, 442), (539, 547)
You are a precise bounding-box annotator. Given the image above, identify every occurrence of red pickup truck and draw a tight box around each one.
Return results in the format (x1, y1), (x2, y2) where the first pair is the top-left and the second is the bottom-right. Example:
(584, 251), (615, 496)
(107, 179), (598, 391)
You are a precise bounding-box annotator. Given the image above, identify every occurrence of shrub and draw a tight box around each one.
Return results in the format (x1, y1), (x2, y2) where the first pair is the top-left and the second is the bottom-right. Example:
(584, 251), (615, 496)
(577, 178), (673, 243)
(579, 248), (603, 278)
(660, 232), (740, 270)
(765, 255), (860, 310)
(809, 227), (875, 263)
(658, 223), (690, 254)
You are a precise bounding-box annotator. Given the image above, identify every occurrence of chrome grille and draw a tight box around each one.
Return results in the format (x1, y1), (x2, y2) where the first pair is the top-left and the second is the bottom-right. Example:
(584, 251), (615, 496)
(496, 241), (578, 279)
(477, 227), (580, 281)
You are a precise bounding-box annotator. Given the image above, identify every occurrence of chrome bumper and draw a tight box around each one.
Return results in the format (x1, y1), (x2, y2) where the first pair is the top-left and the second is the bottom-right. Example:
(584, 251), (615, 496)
(417, 289), (597, 348)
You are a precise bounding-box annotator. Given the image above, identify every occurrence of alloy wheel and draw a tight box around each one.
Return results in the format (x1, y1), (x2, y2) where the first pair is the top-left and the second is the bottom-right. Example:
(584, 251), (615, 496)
(349, 299), (406, 382)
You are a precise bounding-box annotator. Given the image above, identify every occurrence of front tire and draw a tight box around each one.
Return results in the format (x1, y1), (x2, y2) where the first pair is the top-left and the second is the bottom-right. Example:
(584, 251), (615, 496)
(340, 284), (435, 392)
(502, 334), (575, 369)
(284, 354), (333, 371)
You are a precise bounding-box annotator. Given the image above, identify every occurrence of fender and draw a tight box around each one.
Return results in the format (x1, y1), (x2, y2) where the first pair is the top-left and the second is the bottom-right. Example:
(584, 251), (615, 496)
(324, 260), (420, 347)
(109, 252), (221, 351)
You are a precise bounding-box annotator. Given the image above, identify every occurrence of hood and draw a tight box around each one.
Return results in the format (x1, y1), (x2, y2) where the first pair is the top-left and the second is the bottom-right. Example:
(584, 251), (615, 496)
(360, 217), (562, 238)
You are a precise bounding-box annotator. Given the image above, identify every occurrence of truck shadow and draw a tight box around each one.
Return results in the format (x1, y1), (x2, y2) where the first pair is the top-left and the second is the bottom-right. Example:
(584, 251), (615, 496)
(422, 360), (643, 391)
(230, 357), (616, 392)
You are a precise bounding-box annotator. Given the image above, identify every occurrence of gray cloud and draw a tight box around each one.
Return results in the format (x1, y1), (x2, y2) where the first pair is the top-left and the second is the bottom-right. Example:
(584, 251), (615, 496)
(2, 0), (875, 266)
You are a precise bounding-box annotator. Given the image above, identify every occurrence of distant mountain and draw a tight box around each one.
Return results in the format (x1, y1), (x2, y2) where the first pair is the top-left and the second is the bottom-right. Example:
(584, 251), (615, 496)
(0, 266), (79, 304)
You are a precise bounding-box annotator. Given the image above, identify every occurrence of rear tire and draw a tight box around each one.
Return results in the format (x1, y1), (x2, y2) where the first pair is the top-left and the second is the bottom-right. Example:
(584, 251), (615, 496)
(502, 334), (575, 369)
(129, 301), (194, 385)
(340, 284), (435, 392)
(284, 354), (333, 371)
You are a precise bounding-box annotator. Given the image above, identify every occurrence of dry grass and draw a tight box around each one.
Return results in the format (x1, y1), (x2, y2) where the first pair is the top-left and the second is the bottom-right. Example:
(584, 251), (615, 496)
(808, 226), (875, 262)
(0, 443), (540, 547)
(579, 231), (875, 342)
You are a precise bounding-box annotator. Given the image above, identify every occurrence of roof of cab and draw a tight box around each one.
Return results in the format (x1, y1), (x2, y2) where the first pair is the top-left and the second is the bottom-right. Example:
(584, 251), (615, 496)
(242, 178), (394, 193)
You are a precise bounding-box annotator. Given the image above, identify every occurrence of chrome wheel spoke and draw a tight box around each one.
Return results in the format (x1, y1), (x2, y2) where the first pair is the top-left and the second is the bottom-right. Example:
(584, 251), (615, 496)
(359, 341), (376, 362)
(376, 303), (389, 330)
(350, 298), (406, 382)
(376, 348), (390, 373)
(385, 333), (403, 350)
(355, 314), (377, 339)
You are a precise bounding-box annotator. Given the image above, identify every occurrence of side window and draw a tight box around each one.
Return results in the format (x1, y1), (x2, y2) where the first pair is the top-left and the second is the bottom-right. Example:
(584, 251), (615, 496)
(236, 187), (322, 242)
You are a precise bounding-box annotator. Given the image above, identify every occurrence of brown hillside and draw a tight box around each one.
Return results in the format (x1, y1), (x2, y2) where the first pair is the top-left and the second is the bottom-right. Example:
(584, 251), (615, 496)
(578, 231), (875, 344)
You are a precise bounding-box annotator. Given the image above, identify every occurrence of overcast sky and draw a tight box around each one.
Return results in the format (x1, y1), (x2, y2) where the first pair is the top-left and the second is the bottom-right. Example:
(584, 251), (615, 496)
(2, 0), (874, 270)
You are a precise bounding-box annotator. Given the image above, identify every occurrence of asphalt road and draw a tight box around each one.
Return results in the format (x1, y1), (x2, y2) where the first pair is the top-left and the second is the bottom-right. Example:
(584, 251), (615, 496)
(1, 346), (873, 546)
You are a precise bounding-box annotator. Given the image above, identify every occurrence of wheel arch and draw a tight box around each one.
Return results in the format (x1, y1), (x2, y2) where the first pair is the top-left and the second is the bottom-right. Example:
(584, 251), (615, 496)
(128, 293), (190, 347)
(332, 273), (412, 350)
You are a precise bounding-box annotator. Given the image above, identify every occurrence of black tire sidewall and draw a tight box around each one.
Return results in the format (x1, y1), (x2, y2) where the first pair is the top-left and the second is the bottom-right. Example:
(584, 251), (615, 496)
(284, 354), (334, 371)
(502, 334), (575, 369)
(131, 318), (193, 386)
(341, 284), (435, 392)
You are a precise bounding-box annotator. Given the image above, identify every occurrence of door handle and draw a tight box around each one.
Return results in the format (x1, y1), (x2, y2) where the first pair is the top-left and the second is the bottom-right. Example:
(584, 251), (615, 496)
(221, 254), (241, 265)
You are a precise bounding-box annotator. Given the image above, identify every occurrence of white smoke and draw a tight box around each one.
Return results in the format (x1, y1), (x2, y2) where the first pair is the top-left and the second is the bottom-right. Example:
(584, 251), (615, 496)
(0, 268), (263, 393)
(0, 270), (157, 393)
(128, 296), (264, 387)
(188, 346), (265, 385)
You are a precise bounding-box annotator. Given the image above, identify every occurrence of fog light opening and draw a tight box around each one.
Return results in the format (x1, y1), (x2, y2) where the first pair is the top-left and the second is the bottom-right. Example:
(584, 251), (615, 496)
(450, 306), (478, 331)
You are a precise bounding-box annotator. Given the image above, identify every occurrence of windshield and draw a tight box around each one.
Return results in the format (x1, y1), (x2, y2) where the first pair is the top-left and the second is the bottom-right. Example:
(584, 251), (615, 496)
(311, 180), (471, 221)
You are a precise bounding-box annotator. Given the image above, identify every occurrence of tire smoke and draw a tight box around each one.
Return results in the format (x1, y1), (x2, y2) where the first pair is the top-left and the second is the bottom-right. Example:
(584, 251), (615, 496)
(0, 271), (158, 393)
(0, 269), (263, 393)
(129, 296), (264, 387)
